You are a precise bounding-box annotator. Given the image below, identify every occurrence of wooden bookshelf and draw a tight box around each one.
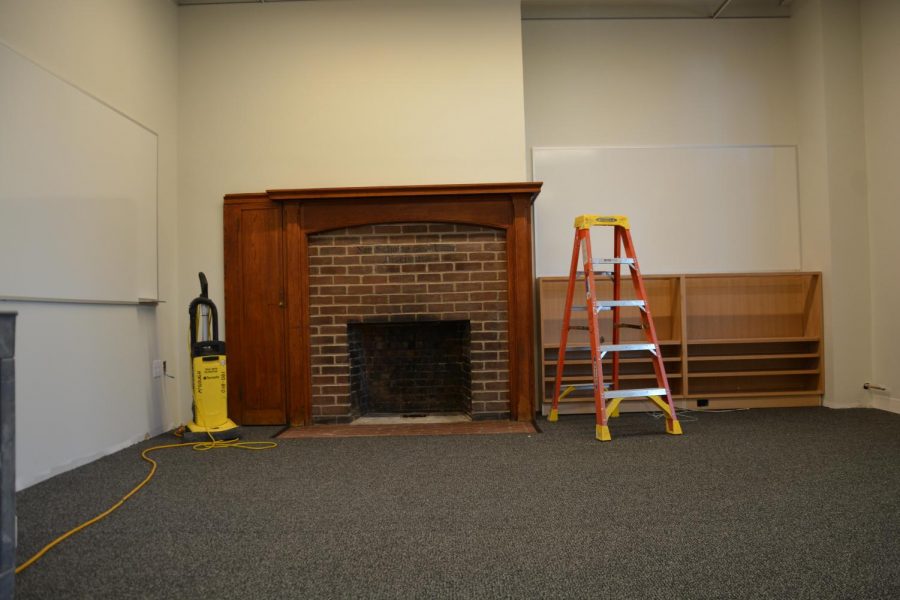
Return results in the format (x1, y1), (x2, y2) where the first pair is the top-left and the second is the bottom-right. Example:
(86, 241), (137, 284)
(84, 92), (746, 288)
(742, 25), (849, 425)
(538, 272), (823, 414)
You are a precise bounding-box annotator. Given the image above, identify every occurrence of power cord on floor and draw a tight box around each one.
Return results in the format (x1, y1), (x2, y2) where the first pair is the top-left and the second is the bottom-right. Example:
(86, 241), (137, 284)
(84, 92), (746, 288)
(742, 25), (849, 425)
(644, 406), (750, 423)
(645, 409), (700, 423)
(15, 431), (276, 574)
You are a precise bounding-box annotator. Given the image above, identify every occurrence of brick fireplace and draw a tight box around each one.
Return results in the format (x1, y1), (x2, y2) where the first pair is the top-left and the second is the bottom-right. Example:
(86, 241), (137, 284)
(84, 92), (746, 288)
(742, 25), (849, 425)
(308, 223), (508, 422)
(223, 183), (541, 426)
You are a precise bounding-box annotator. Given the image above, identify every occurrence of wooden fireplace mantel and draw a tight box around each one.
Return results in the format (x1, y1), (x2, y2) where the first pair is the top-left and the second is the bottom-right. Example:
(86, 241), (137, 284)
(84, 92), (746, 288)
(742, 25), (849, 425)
(224, 182), (542, 426)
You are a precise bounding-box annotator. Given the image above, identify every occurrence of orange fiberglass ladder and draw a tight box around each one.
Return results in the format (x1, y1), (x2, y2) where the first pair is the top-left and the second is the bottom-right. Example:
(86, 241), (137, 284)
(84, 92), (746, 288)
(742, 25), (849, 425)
(547, 215), (683, 441)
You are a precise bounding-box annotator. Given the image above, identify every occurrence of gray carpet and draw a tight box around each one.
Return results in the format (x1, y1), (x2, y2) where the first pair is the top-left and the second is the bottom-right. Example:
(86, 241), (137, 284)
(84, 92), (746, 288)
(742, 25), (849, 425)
(14, 408), (900, 599)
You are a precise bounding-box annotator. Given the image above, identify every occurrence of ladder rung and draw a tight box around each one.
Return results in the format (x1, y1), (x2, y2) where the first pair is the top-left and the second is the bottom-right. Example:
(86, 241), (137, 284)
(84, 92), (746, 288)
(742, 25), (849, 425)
(568, 325), (589, 331)
(601, 343), (656, 353)
(576, 270), (615, 278)
(565, 383), (612, 391)
(595, 300), (645, 309)
(559, 339), (606, 354)
(593, 258), (635, 265)
(616, 323), (644, 330)
(572, 300), (646, 314)
(604, 388), (667, 399)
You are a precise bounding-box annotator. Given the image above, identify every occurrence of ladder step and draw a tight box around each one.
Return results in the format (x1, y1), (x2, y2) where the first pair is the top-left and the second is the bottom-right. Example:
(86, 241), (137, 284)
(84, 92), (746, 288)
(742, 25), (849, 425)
(616, 323), (644, 330)
(593, 258), (635, 265)
(601, 343), (656, 353)
(560, 343), (606, 354)
(565, 383), (613, 391)
(604, 388), (667, 399)
(595, 300), (645, 309)
(576, 270), (615, 279)
(573, 301), (646, 313)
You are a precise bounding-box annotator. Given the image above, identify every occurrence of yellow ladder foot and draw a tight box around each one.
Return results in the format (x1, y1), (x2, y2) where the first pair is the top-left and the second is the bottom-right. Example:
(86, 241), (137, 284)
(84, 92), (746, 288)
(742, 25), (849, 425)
(596, 424), (612, 441)
(548, 408), (559, 422)
(666, 419), (683, 435)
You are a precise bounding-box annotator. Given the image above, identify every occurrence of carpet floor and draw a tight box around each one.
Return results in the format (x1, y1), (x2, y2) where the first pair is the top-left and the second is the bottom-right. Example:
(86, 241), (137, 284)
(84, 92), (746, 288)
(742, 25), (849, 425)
(13, 407), (900, 599)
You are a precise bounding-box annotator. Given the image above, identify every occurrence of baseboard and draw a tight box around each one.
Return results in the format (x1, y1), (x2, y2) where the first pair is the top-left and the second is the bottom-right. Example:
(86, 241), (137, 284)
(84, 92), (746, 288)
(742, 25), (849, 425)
(868, 395), (900, 415)
(16, 420), (178, 490)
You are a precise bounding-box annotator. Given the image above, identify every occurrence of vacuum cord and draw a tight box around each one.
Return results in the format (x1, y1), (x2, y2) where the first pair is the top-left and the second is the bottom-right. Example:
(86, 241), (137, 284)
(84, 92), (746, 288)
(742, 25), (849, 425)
(15, 436), (277, 574)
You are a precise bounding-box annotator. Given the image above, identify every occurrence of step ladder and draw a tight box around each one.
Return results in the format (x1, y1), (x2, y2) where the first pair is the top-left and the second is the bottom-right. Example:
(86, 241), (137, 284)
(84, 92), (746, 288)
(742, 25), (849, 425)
(547, 215), (683, 441)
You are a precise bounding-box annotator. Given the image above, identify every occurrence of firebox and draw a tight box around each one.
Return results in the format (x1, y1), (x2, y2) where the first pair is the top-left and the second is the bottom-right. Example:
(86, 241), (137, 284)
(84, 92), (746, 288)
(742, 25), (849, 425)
(347, 320), (471, 417)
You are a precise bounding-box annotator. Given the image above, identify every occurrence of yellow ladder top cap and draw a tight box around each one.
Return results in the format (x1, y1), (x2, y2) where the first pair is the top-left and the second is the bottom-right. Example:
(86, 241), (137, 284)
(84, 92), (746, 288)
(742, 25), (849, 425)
(574, 214), (630, 230)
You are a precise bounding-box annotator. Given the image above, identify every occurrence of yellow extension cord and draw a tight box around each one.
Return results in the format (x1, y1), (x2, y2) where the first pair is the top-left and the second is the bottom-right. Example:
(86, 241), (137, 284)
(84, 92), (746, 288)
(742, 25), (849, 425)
(15, 435), (277, 574)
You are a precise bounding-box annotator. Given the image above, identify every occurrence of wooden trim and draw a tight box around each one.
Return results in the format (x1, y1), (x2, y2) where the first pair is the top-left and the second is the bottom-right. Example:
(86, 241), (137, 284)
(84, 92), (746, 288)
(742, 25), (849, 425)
(224, 183), (542, 426)
(283, 203), (310, 426)
(507, 195), (536, 421)
(682, 271), (824, 278)
(679, 395), (822, 408)
(297, 197), (515, 234)
(223, 193), (270, 207)
(265, 182), (542, 202)
(679, 274), (689, 397)
(223, 203), (243, 422)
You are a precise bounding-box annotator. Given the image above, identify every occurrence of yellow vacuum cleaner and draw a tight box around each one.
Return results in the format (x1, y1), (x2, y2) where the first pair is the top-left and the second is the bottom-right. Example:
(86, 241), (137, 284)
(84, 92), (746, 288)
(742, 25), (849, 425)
(185, 272), (239, 441)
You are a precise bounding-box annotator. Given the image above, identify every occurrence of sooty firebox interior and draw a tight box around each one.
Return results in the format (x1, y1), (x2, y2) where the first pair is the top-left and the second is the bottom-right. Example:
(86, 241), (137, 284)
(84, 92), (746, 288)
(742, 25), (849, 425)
(347, 320), (472, 417)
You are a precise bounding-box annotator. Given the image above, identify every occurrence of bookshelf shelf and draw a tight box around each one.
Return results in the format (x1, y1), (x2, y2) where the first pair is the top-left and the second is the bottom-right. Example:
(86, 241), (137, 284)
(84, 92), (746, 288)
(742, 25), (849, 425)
(538, 272), (823, 414)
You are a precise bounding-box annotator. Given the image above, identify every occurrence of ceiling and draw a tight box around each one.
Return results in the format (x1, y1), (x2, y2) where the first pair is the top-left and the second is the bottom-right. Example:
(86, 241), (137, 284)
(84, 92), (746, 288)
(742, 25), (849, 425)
(175, 0), (794, 20)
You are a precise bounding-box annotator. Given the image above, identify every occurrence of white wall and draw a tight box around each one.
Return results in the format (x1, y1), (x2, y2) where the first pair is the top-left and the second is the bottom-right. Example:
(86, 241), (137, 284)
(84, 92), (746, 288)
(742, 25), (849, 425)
(0, 0), (182, 488)
(861, 0), (900, 413)
(790, 0), (872, 408)
(177, 0), (528, 401)
(522, 18), (799, 274)
(523, 18), (797, 150)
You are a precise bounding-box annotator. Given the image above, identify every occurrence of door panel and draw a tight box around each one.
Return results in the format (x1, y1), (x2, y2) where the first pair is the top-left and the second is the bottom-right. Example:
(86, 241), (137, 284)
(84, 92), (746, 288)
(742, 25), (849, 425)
(231, 205), (287, 424)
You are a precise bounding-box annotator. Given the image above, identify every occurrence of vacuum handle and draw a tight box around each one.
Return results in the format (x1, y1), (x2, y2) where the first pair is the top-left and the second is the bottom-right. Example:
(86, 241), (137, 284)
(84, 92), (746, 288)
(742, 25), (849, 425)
(189, 297), (219, 346)
(199, 272), (209, 298)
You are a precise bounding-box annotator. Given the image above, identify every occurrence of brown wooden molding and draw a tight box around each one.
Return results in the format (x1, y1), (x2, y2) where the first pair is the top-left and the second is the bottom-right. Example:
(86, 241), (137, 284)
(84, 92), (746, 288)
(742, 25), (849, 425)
(224, 182), (542, 427)
(265, 182), (542, 202)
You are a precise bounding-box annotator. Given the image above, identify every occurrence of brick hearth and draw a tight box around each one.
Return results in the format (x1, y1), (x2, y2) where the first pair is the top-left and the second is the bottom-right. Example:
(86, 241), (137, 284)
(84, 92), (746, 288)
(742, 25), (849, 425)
(308, 223), (510, 423)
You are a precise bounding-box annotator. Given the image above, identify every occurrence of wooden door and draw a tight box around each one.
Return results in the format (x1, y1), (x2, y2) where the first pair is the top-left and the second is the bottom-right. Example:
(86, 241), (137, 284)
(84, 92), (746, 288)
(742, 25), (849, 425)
(224, 200), (287, 424)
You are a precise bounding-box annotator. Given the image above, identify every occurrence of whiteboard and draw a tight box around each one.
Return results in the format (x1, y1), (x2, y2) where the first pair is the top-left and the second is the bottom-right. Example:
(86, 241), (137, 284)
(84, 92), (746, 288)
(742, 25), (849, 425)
(0, 43), (158, 303)
(532, 146), (801, 277)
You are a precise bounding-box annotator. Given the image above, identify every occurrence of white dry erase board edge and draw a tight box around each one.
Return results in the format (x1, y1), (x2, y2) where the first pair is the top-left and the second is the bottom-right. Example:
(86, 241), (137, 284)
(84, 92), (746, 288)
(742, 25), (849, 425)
(0, 42), (159, 304)
(531, 145), (801, 277)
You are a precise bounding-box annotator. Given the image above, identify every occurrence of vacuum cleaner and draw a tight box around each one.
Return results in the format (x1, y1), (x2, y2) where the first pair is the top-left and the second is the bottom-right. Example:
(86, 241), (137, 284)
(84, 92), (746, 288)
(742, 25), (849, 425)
(185, 272), (239, 441)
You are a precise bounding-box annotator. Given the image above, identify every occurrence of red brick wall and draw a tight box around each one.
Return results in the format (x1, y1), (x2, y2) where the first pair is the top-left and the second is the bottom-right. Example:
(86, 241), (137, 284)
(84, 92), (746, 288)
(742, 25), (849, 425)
(308, 223), (509, 423)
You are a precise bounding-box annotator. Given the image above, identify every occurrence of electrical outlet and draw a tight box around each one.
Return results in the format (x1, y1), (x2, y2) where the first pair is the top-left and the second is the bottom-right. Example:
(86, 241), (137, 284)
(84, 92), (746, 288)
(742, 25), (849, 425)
(152, 359), (163, 378)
